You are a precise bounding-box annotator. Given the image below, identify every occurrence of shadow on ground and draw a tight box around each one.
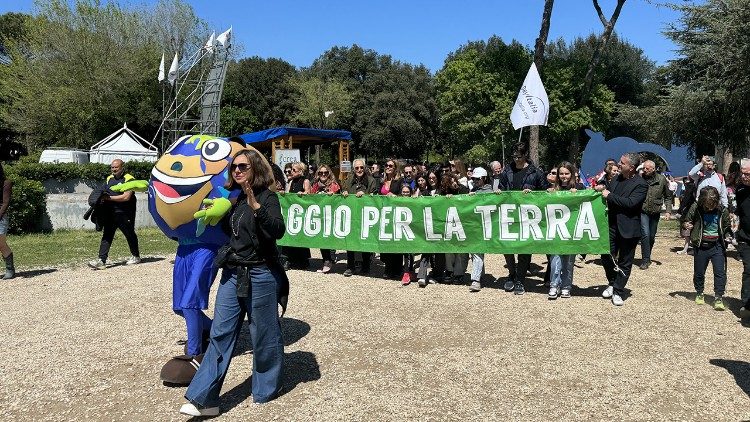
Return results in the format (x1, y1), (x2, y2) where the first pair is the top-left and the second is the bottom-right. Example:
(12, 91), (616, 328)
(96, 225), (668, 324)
(234, 317), (311, 357)
(669, 291), (744, 318)
(709, 359), (750, 397)
(15, 269), (57, 278)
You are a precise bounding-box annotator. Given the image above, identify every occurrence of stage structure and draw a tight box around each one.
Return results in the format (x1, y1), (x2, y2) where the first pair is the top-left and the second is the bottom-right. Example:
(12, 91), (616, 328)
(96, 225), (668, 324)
(154, 28), (232, 153)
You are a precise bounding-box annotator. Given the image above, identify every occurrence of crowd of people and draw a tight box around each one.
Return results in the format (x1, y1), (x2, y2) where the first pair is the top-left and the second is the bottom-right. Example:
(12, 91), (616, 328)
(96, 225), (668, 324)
(273, 143), (750, 313)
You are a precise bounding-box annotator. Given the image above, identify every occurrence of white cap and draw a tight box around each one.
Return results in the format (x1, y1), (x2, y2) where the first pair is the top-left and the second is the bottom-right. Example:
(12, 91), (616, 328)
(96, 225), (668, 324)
(472, 167), (488, 178)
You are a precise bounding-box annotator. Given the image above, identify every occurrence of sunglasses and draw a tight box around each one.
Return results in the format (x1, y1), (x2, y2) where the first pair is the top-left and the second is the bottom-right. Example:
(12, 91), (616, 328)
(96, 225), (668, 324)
(354, 166), (364, 170)
(284, 169), (292, 173)
(318, 171), (330, 176)
(231, 163), (250, 173)
(550, 171), (557, 175)
(512, 155), (524, 159)
(386, 163), (395, 168)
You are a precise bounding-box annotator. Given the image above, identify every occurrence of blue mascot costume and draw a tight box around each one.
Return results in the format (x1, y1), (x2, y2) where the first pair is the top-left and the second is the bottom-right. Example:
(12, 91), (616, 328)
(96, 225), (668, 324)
(113, 134), (268, 385)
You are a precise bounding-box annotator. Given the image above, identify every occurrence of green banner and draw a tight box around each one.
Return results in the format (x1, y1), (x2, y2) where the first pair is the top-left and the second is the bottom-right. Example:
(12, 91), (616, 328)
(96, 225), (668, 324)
(277, 191), (610, 254)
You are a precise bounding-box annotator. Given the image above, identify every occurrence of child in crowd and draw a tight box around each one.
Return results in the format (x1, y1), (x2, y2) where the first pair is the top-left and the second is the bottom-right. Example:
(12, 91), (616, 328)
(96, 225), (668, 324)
(467, 167), (497, 292)
(682, 186), (731, 310)
(547, 162), (584, 299)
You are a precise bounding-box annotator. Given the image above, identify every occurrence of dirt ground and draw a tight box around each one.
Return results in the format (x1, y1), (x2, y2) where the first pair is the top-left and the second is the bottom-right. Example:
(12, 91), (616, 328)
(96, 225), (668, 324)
(1, 229), (748, 421)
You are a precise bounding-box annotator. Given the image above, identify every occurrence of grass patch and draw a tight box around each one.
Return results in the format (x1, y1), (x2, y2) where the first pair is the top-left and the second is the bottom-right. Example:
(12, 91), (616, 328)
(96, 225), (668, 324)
(7, 227), (177, 269)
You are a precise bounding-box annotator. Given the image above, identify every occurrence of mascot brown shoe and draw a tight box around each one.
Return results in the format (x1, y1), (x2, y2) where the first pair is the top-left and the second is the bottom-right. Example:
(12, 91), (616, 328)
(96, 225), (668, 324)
(160, 354), (204, 386)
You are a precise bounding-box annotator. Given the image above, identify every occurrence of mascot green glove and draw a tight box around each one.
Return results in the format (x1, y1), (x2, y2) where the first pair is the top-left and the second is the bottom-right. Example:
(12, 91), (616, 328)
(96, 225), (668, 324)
(193, 197), (232, 226)
(110, 179), (149, 193)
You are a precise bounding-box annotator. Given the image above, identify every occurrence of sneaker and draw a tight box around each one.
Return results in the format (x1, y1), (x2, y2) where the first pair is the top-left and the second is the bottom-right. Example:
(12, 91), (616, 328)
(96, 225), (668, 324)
(714, 296), (725, 311)
(514, 282), (525, 295)
(343, 268), (353, 277)
(126, 256), (141, 265)
(695, 293), (705, 305)
(418, 278), (427, 288)
(503, 278), (515, 292)
(469, 280), (481, 292)
(740, 306), (750, 319)
(179, 403), (220, 417)
(560, 289), (571, 298)
(612, 294), (624, 306)
(638, 260), (650, 270)
(602, 286), (614, 299)
(548, 286), (559, 300)
(318, 261), (332, 274)
(401, 272), (411, 286)
(88, 259), (106, 270)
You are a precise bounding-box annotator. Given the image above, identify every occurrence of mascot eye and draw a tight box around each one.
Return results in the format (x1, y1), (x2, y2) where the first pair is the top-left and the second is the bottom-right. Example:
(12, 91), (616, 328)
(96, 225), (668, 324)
(201, 140), (231, 162)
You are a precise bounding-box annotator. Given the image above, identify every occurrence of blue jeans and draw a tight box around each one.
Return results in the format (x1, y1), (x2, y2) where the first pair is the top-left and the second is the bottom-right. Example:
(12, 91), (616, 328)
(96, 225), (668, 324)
(640, 212), (660, 261)
(185, 265), (284, 407)
(549, 255), (575, 290)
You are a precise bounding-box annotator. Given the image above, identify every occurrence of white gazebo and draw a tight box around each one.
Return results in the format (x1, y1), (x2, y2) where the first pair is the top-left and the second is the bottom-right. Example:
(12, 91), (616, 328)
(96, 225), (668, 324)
(90, 123), (158, 164)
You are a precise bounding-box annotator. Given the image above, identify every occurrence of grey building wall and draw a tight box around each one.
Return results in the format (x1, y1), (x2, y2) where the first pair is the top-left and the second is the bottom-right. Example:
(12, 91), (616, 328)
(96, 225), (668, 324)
(43, 180), (156, 231)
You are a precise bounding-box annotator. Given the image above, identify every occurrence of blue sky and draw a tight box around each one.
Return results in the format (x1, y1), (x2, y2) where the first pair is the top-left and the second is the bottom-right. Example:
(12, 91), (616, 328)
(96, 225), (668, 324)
(3, 0), (681, 71)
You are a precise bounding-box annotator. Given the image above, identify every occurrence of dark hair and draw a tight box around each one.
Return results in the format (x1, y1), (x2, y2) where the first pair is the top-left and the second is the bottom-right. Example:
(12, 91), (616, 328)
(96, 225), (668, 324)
(225, 149), (275, 190)
(697, 186), (720, 211)
(270, 162), (285, 190)
(513, 142), (528, 157)
(554, 161), (578, 189)
(400, 183), (414, 195)
(452, 158), (467, 178)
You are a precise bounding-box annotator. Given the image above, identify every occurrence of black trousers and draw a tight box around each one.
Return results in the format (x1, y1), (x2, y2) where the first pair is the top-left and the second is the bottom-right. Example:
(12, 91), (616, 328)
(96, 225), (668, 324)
(98, 212), (140, 262)
(346, 251), (372, 271)
(504, 254), (532, 283)
(737, 242), (750, 306)
(601, 226), (639, 296)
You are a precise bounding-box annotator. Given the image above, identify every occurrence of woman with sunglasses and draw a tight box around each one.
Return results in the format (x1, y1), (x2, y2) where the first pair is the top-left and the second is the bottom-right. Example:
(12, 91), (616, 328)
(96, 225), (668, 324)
(341, 158), (378, 276)
(440, 173), (470, 283)
(283, 162), (312, 270)
(379, 159), (406, 278)
(414, 169), (446, 286)
(180, 149), (287, 417)
(311, 164), (341, 273)
(283, 163), (293, 192)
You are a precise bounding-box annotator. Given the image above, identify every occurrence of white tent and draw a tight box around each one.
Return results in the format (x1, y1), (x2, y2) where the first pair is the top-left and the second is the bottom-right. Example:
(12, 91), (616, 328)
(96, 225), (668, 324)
(90, 123), (158, 164)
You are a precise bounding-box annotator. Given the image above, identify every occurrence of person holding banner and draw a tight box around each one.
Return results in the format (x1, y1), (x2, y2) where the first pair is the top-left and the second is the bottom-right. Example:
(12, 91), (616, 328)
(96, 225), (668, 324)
(380, 159), (407, 279)
(547, 162), (585, 299)
(283, 162), (312, 270)
(597, 153), (648, 306)
(311, 164), (341, 274)
(499, 143), (549, 295)
(399, 184), (417, 285)
(442, 174), (470, 283)
(341, 158), (379, 276)
(467, 167), (499, 292)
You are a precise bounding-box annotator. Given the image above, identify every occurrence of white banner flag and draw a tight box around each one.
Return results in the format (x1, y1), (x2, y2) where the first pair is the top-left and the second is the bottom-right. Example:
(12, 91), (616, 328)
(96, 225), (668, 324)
(168, 52), (179, 86)
(157, 52), (165, 82)
(509, 63), (550, 130)
(216, 27), (232, 47)
(204, 31), (215, 51)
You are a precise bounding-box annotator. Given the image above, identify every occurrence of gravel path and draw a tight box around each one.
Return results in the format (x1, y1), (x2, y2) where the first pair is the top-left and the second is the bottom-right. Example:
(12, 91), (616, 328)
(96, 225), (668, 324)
(1, 231), (749, 421)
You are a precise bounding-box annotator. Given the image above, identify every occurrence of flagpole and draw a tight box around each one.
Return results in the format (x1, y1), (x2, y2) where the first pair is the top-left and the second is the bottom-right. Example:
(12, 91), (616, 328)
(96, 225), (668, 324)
(518, 127), (524, 143)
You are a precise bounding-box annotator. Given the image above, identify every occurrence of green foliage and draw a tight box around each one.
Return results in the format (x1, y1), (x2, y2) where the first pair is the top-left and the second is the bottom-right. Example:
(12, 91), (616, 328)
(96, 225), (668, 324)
(6, 173), (47, 234)
(222, 57), (298, 136)
(0, 0), (208, 150)
(6, 160), (154, 183)
(307, 45), (438, 159)
(291, 76), (352, 129)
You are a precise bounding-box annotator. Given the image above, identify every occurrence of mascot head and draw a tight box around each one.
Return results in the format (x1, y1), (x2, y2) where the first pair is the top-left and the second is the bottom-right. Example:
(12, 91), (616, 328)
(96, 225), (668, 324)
(148, 134), (264, 245)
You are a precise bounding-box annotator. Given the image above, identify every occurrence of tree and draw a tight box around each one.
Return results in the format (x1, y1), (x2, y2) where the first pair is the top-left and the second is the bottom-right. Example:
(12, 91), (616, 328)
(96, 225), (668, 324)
(222, 56), (298, 135)
(529, 0), (556, 165)
(307, 45), (438, 159)
(291, 76), (351, 129)
(0, 0), (207, 149)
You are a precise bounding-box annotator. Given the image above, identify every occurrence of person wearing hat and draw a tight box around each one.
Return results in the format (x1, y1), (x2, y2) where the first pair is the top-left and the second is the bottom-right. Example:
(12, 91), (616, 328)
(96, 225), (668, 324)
(467, 167), (499, 292)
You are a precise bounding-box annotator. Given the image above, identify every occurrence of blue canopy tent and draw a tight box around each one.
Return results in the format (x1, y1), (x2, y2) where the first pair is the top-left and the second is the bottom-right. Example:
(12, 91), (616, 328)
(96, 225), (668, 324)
(233, 127), (352, 178)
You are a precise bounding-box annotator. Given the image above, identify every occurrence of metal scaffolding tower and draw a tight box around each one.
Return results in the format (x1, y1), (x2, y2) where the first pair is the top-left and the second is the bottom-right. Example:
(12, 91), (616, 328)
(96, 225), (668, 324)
(155, 29), (232, 153)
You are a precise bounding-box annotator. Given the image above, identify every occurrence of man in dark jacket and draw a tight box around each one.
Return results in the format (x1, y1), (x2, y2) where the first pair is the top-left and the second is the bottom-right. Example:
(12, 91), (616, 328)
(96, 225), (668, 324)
(639, 160), (673, 269)
(596, 153), (648, 306)
(88, 159), (141, 269)
(499, 143), (549, 295)
(734, 159), (750, 322)
(341, 158), (379, 276)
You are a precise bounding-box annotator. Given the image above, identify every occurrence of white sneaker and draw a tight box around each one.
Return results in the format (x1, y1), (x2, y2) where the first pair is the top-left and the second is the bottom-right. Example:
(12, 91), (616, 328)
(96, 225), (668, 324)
(125, 256), (141, 265)
(548, 286), (559, 299)
(560, 289), (571, 298)
(602, 286), (614, 298)
(179, 403), (220, 417)
(88, 259), (106, 270)
(612, 294), (624, 306)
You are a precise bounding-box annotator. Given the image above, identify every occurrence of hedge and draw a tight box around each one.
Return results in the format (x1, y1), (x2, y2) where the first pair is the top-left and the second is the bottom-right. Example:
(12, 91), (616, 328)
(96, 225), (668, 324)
(6, 173), (48, 234)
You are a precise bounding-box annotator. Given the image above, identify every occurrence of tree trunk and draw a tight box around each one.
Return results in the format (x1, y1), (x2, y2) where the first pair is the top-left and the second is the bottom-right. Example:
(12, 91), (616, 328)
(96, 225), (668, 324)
(569, 0), (627, 162)
(529, 0), (555, 165)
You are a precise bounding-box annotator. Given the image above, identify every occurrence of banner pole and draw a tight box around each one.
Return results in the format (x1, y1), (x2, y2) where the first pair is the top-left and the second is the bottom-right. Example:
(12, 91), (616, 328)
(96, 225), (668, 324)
(518, 127), (524, 143)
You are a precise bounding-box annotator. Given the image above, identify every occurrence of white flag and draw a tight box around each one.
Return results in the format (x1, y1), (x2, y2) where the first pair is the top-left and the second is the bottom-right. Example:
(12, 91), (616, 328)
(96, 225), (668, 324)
(216, 26), (232, 47)
(509, 63), (550, 130)
(204, 31), (215, 51)
(168, 52), (179, 85)
(157, 52), (165, 82)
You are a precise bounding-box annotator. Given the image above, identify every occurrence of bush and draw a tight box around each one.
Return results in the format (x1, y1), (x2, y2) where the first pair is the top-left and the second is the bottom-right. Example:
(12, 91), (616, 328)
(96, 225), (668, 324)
(6, 174), (48, 234)
(6, 160), (155, 182)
